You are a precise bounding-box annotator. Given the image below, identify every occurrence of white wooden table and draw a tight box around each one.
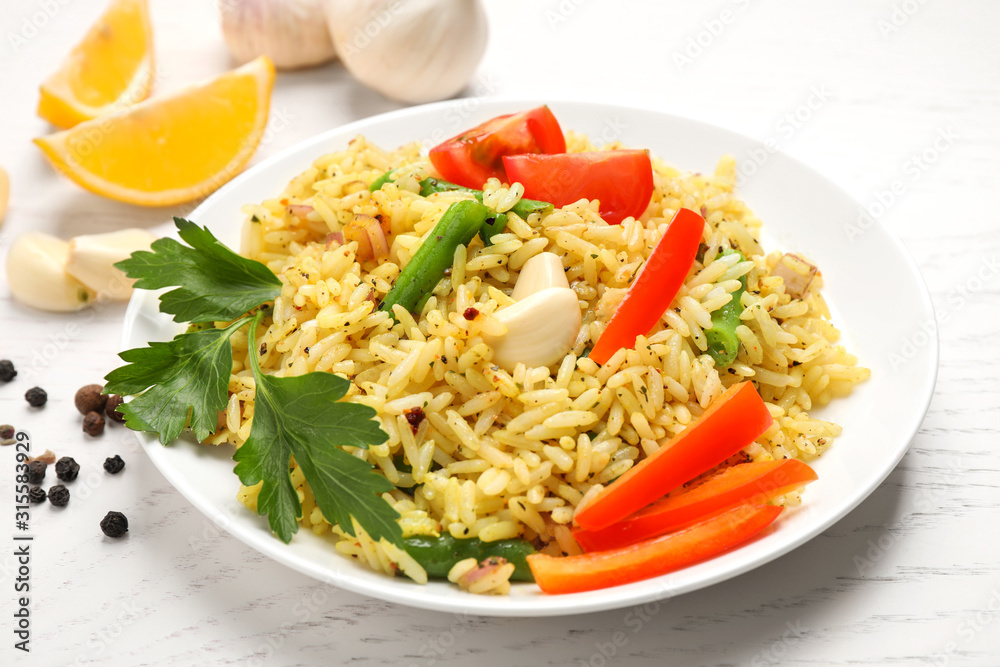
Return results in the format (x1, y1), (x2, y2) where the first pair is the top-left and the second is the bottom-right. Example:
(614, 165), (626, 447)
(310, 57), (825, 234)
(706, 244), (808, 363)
(2, 0), (998, 664)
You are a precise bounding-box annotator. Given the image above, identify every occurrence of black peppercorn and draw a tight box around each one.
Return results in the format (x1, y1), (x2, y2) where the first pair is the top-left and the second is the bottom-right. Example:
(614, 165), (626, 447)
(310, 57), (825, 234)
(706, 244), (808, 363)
(100, 511), (128, 538)
(105, 394), (126, 424)
(103, 455), (125, 475)
(48, 484), (70, 507)
(25, 387), (47, 407)
(27, 460), (46, 485)
(83, 411), (105, 436)
(0, 359), (15, 382)
(55, 456), (80, 482)
(28, 487), (46, 504)
(74, 384), (108, 415)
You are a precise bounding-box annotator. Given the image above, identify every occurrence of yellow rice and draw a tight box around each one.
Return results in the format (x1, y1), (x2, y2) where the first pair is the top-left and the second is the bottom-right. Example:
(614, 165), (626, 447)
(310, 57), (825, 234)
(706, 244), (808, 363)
(207, 130), (870, 594)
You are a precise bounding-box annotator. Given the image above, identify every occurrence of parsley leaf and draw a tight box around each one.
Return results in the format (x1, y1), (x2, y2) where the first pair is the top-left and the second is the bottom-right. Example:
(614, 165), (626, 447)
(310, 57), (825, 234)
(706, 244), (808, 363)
(104, 318), (249, 444)
(115, 217), (282, 323)
(234, 312), (401, 546)
(108, 223), (402, 549)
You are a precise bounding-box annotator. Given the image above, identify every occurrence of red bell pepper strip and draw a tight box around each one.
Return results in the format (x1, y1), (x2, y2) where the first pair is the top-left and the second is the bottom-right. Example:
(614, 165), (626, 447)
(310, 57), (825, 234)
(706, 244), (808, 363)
(574, 381), (774, 531)
(572, 459), (816, 552)
(528, 504), (783, 594)
(588, 207), (704, 365)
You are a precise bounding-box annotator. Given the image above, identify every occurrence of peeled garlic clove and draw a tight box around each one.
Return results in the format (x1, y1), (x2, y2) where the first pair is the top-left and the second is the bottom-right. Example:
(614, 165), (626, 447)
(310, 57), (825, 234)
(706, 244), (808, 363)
(6, 233), (96, 312)
(325, 0), (488, 104)
(511, 252), (568, 301)
(219, 0), (337, 70)
(65, 228), (157, 301)
(482, 287), (581, 371)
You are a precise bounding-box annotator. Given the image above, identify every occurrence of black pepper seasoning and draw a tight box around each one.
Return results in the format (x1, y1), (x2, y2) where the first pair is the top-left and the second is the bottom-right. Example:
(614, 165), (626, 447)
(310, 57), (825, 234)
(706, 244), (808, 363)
(27, 460), (46, 485)
(55, 457), (80, 482)
(25, 387), (47, 407)
(48, 484), (70, 507)
(28, 487), (46, 504)
(0, 359), (16, 382)
(103, 455), (125, 474)
(100, 511), (128, 538)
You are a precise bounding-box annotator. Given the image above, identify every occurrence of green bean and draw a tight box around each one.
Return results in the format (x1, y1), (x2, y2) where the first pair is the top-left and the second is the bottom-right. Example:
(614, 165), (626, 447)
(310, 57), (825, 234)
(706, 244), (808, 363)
(369, 170), (551, 244)
(367, 169), (397, 192)
(402, 535), (536, 582)
(705, 249), (747, 368)
(479, 212), (507, 247)
(379, 200), (491, 316)
(416, 176), (479, 199)
(419, 176), (553, 221)
(370, 169), (550, 218)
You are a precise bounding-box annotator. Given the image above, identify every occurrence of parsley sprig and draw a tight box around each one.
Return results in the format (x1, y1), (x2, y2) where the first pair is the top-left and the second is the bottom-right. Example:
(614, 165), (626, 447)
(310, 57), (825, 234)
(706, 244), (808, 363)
(121, 217), (283, 323)
(105, 218), (402, 547)
(106, 318), (252, 443)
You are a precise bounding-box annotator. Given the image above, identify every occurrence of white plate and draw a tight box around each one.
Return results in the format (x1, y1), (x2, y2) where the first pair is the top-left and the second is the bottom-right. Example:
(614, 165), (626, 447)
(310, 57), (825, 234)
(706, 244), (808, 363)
(120, 99), (938, 616)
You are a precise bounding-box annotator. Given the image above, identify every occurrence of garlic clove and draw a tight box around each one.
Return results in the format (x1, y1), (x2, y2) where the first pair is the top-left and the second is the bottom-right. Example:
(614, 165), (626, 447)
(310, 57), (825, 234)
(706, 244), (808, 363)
(511, 252), (568, 301)
(219, 0), (337, 70)
(325, 0), (489, 104)
(6, 233), (96, 312)
(482, 287), (582, 372)
(65, 228), (157, 301)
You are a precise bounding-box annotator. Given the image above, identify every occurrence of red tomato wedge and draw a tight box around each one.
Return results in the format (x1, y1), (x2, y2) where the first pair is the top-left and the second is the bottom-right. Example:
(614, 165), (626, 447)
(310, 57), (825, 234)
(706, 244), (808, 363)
(429, 106), (565, 189)
(589, 207), (704, 365)
(574, 382), (774, 531)
(572, 459), (816, 552)
(503, 149), (654, 225)
(529, 504), (783, 594)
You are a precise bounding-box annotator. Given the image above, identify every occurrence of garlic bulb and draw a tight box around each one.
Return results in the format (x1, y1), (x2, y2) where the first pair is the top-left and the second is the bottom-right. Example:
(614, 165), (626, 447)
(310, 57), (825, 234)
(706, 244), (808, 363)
(219, 0), (337, 70)
(324, 0), (488, 104)
(6, 233), (96, 312)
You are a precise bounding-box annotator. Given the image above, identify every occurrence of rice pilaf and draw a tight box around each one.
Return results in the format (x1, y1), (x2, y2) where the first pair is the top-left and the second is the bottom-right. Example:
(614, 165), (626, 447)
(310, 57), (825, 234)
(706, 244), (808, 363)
(206, 130), (870, 594)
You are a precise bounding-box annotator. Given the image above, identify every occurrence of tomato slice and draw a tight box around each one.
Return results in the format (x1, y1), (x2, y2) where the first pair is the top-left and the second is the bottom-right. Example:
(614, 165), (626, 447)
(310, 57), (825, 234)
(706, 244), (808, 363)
(429, 106), (566, 190)
(502, 150), (654, 225)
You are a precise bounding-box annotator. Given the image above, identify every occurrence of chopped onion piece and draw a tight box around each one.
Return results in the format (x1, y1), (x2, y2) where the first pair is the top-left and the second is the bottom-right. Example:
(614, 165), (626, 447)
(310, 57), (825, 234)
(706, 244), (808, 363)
(287, 204), (314, 220)
(772, 253), (817, 299)
(345, 214), (389, 260)
(456, 557), (510, 589)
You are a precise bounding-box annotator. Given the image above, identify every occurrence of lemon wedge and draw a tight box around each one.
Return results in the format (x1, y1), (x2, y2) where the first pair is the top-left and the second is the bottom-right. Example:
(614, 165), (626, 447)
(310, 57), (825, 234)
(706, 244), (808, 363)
(34, 57), (276, 207)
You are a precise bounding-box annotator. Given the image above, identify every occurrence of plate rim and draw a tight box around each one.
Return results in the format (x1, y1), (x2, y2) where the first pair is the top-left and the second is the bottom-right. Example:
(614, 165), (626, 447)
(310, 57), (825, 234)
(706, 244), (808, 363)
(121, 97), (939, 616)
